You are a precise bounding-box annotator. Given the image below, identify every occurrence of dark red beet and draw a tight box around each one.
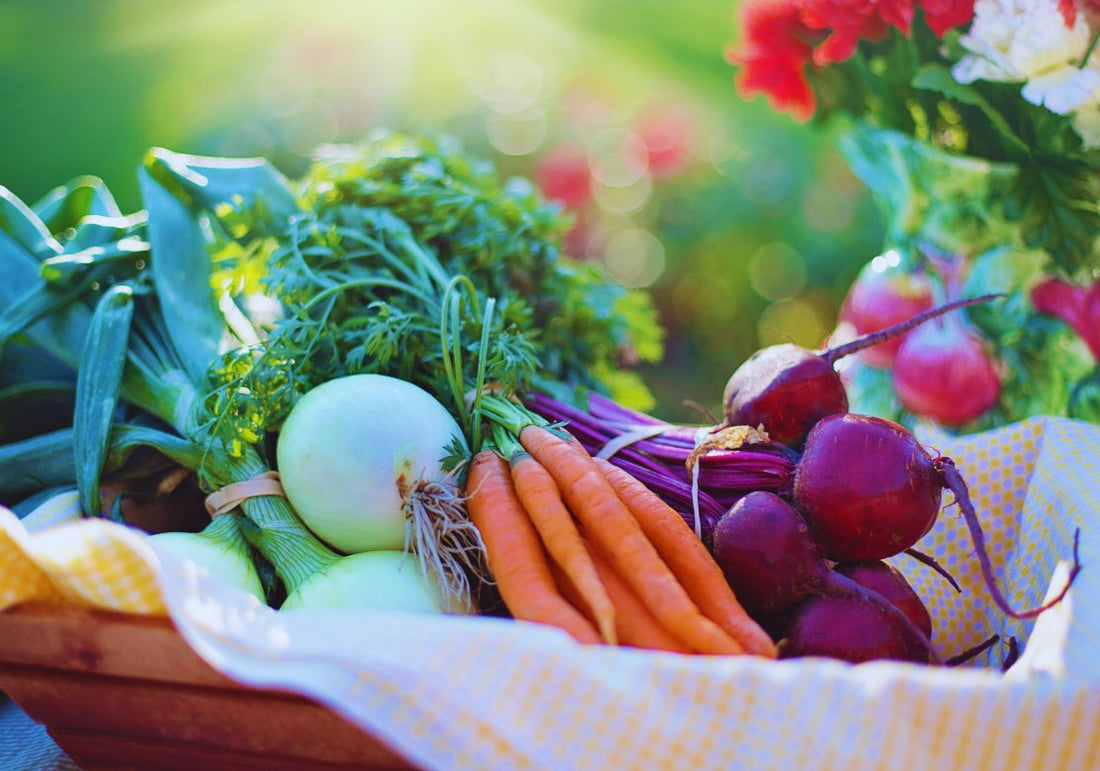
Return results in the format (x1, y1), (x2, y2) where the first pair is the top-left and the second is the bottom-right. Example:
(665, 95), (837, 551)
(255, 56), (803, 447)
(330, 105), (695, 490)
(722, 345), (847, 448)
(777, 589), (934, 664)
(712, 491), (940, 664)
(795, 413), (1082, 620)
(793, 414), (942, 562)
(722, 294), (1000, 447)
(835, 561), (933, 641)
(711, 490), (825, 618)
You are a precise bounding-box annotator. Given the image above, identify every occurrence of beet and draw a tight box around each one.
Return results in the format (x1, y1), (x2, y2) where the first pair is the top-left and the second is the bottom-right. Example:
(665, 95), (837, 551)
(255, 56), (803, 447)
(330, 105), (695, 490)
(835, 560), (933, 641)
(794, 412), (1082, 620)
(711, 490), (825, 618)
(793, 414), (942, 562)
(777, 590), (934, 664)
(712, 491), (941, 664)
(722, 345), (847, 448)
(722, 294), (1000, 447)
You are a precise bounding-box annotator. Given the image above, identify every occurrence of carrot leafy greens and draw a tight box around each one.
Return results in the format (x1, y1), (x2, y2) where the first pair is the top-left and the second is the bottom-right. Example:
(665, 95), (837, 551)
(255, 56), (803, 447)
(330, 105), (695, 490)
(201, 133), (664, 461)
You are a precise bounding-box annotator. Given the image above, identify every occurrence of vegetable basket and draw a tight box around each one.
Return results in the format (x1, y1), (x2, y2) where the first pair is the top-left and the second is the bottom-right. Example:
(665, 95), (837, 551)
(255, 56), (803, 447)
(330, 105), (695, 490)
(0, 605), (415, 770)
(2, 415), (1099, 771)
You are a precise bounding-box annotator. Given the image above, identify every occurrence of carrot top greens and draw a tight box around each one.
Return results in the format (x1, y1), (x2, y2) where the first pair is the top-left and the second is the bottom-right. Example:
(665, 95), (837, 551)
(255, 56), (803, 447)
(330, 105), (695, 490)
(0, 131), (663, 607)
(199, 132), (664, 459)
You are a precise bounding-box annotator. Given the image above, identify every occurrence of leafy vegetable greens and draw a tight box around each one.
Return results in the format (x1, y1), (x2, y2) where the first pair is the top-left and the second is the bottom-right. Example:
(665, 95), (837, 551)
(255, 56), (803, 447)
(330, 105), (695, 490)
(0, 130), (665, 611)
(201, 132), (664, 460)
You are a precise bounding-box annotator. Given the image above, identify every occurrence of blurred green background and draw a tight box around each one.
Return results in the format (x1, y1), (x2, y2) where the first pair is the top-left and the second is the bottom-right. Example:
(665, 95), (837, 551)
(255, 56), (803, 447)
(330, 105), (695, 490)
(0, 0), (884, 421)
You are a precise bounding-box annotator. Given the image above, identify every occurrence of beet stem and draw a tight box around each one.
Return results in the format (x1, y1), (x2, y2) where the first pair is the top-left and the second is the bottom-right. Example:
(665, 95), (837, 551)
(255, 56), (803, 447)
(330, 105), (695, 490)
(944, 634), (1000, 667)
(1001, 636), (1020, 672)
(903, 547), (963, 594)
(821, 293), (1003, 365)
(935, 457), (1082, 620)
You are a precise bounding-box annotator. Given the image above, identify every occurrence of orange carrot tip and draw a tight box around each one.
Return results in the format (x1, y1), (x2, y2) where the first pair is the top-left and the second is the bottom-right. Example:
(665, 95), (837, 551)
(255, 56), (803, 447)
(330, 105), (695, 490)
(508, 449), (618, 645)
(465, 449), (603, 646)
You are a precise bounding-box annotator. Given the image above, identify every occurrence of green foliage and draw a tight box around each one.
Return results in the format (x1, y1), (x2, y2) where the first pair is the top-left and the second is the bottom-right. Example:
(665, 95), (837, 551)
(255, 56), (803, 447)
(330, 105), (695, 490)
(1006, 160), (1100, 277)
(201, 132), (664, 450)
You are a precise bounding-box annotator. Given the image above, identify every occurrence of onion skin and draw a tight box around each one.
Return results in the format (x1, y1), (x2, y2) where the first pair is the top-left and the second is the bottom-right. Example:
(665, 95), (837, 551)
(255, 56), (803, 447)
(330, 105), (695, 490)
(276, 374), (468, 555)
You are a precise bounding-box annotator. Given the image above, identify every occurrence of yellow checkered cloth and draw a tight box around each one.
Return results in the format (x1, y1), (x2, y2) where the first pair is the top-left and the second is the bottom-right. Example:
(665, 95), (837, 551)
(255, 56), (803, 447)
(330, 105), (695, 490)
(2, 416), (1099, 770)
(1, 490), (165, 614)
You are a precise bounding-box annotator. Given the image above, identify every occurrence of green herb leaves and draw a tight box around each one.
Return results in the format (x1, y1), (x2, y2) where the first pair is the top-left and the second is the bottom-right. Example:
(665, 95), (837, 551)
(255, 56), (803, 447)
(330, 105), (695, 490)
(202, 132), (663, 453)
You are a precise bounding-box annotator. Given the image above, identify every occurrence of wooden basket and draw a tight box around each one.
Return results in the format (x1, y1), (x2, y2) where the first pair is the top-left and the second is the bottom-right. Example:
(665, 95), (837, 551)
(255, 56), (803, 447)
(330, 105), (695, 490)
(0, 603), (421, 771)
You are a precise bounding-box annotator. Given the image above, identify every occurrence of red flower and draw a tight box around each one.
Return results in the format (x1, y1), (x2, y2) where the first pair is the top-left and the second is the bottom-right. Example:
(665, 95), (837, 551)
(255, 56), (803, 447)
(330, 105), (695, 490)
(728, 0), (976, 120)
(1058, 0), (1078, 26)
(876, 0), (917, 32)
(1057, 0), (1100, 26)
(729, 0), (820, 121)
(919, 0), (975, 37)
(801, 0), (908, 64)
(1031, 277), (1100, 361)
(535, 145), (592, 210)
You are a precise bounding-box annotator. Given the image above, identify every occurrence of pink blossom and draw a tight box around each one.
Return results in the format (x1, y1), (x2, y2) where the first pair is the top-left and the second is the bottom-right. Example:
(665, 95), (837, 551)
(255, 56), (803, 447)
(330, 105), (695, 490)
(1031, 277), (1100, 361)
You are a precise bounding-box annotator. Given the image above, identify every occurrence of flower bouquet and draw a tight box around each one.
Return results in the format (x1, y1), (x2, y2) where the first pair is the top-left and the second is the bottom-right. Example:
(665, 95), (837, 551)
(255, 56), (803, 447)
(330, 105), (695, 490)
(728, 0), (1100, 433)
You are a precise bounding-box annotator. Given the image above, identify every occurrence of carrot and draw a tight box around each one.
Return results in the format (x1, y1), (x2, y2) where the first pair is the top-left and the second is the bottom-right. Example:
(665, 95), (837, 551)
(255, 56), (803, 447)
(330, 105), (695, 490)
(551, 537), (692, 654)
(508, 450), (618, 645)
(593, 456), (778, 658)
(518, 424), (745, 656)
(465, 449), (603, 645)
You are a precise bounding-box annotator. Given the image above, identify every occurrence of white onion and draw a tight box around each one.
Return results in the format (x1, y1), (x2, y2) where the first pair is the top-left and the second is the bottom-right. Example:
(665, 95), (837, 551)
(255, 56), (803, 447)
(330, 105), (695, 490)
(276, 374), (466, 554)
(150, 517), (265, 602)
(280, 550), (445, 613)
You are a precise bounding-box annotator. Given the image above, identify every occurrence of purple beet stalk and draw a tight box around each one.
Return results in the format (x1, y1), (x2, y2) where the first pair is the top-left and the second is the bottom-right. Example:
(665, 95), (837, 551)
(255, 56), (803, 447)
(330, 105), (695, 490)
(524, 391), (797, 537)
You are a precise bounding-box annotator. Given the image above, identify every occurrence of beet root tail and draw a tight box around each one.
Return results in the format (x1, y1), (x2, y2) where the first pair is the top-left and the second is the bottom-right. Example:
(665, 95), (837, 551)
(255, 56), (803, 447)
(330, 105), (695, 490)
(934, 456), (1082, 620)
(822, 293), (1003, 366)
(904, 547), (962, 594)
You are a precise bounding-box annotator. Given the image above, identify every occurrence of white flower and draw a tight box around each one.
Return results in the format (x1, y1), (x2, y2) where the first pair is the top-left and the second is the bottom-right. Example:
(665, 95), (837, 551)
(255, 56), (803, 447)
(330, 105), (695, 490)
(1022, 65), (1100, 113)
(952, 0), (1098, 115)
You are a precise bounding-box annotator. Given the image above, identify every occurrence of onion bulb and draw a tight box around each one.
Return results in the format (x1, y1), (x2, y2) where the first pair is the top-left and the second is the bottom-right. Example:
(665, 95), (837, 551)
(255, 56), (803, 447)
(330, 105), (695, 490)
(891, 313), (1001, 426)
(277, 374), (466, 553)
(837, 260), (934, 369)
(276, 374), (487, 613)
(149, 515), (265, 602)
(281, 550), (445, 613)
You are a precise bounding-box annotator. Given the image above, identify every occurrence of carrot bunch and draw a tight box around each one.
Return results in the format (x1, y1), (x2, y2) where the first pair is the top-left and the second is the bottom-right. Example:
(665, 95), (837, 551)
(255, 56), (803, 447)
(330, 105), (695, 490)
(465, 421), (777, 658)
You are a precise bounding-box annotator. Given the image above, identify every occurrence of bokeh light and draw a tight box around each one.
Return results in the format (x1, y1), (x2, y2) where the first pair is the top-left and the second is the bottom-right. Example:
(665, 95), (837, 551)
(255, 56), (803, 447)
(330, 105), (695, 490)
(748, 242), (807, 301)
(604, 228), (666, 288)
(0, 0), (883, 419)
(756, 292), (836, 349)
